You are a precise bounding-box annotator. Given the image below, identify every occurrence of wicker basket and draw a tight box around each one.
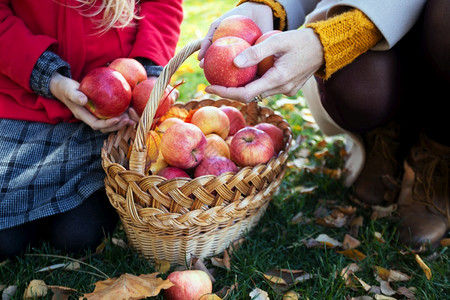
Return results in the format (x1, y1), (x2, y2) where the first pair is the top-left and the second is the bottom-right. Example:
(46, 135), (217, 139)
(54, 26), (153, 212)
(101, 39), (292, 265)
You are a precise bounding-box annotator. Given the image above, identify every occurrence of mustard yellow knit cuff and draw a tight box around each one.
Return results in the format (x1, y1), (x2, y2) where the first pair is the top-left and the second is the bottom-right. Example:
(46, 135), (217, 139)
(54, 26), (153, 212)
(306, 9), (382, 79)
(236, 0), (287, 31)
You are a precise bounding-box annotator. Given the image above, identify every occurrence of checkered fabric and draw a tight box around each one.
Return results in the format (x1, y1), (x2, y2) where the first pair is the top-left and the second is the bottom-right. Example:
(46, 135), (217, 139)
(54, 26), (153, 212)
(0, 119), (109, 230)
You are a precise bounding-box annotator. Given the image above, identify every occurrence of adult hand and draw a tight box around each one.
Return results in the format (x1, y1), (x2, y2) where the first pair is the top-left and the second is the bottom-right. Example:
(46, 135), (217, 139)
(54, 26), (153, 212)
(49, 72), (135, 133)
(197, 2), (274, 62)
(204, 28), (325, 102)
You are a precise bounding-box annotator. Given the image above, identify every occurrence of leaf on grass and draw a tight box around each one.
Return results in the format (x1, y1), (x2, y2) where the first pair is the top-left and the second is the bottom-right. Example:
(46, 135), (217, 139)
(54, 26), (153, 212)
(414, 254), (432, 280)
(375, 266), (411, 282)
(370, 204), (397, 220)
(440, 238), (450, 247)
(374, 232), (386, 243)
(249, 288), (269, 300)
(290, 211), (313, 225)
(199, 294), (222, 300)
(192, 257), (215, 283)
(336, 249), (367, 261)
(111, 238), (127, 249)
(396, 286), (416, 299)
(81, 273), (173, 300)
(24, 279), (48, 299)
(228, 238), (246, 255)
(374, 294), (396, 300)
(2, 285), (17, 300)
(154, 259), (171, 274)
(47, 285), (77, 300)
(316, 209), (348, 228)
(210, 250), (230, 271)
(342, 234), (361, 250)
(282, 290), (299, 299)
(293, 185), (317, 194)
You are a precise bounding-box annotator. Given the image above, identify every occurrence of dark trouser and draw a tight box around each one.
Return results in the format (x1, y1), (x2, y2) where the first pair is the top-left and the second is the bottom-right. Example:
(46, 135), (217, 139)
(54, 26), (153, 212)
(0, 190), (119, 260)
(318, 0), (449, 146)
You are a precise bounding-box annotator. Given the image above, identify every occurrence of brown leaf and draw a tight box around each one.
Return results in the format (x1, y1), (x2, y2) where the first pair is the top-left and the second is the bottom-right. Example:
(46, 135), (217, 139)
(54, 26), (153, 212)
(396, 286), (416, 299)
(342, 234), (361, 250)
(154, 259), (171, 274)
(24, 280), (48, 299)
(440, 238), (450, 247)
(199, 294), (222, 300)
(336, 249), (367, 261)
(47, 285), (77, 300)
(81, 273), (173, 300)
(370, 204), (397, 220)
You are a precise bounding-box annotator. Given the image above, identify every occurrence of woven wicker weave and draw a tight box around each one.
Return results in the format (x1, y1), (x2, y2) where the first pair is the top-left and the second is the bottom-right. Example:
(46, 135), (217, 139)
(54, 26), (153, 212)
(101, 39), (292, 265)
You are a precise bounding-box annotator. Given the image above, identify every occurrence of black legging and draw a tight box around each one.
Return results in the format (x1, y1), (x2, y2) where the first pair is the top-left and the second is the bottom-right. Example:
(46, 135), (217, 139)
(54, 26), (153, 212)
(0, 190), (119, 260)
(318, 0), (449, 146)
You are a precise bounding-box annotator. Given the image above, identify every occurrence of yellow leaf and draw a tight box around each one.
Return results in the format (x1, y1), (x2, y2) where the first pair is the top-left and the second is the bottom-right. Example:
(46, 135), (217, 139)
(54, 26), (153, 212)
(24, 279), (48, 299)
(336, 249), (367, 261)
(415, 254), (432, 280)
(199, 294), (222, 300)
(283, 290), (299, 299)
(81, 273), (173, 300)
(154, 259), (171, 273)
(263, 274), (287, 285)
(440, 238), (450, 247)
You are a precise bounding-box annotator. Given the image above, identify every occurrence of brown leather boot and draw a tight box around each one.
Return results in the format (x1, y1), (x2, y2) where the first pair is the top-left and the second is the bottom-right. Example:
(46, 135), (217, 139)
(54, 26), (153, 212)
(352, 121), (402, 205)
(397, 133), (450, 249)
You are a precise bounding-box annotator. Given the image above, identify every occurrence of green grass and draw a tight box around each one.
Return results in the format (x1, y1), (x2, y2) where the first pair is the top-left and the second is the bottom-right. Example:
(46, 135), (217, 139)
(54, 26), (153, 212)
(1, 1), (449, 299)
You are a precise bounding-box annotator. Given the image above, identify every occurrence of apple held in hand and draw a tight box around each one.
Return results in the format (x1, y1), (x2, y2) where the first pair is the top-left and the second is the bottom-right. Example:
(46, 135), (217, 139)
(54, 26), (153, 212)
(108, 57), (147, 89)
(161, 122), (207, 169)
(230, 127), (275, 167)
(254, 122), (285, 153)
(190, 106), (230, 139)
(203, 36), (257, 87)
(194, 155), (238, 177)
(131, 77), (174, 117)
(80, 67), (132, 119)
(219, 106), (246, 136)
(254, 30), (282, 76)
(212, 15), (262, 45)
(157, 166), (190, 179)
(164, 270), (213, 300)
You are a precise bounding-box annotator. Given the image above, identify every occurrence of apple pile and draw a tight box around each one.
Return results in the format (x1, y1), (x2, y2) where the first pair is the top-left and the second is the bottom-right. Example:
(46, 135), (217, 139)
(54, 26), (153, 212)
(79, 58), (175, 119)
(203, 15), (282, 87)
(146, 103), (285, 179)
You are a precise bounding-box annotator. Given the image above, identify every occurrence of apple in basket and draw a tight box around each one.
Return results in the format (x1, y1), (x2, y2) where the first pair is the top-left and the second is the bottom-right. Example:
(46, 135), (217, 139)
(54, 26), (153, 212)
(190, 106), (230, 139)
(203, 36), (257, 87)
(219, 105), (246, 136)
(194, 155), (238, 177)
(212, 15), (262, 45)
(254, 122), (284, 153)
(230, 126), (275, 167)
(108, 57), (147, 89)
(164, 270), (213, 300)
(254, 30), (282, 76)
(131, 77), (175, 117)
(80, 67), (132, 119)
(157, 117), (185, 134)
(160, 122), (207, 169)
(157, 166), (191, 179)
(204, 133), (230, 159)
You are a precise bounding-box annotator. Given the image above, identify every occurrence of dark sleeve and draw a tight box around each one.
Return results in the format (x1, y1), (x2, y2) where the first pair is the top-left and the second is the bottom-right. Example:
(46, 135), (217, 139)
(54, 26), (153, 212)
(29, 50), (71, 98)
(134, 57), (164, 77)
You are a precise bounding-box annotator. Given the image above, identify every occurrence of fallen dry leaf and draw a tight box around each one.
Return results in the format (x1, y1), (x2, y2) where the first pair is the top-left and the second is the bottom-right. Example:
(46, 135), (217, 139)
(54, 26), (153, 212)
(342, 234), (361, 250)
(414, 254), (432, 280)
(81, 273), (173, 300)
(370, 204), (397, 220)
(283, 290), (299, 299)
(374, 232), (386, 243)
(24, 279), (48, 299)
(249, 287), (269, 300)
(199, 294), (222, 300)
(315, 233), (342, 248)
(336, 249), (367, 261)
(154, 259), (171, 274)
(47, 285), (77, 300)
(440, 238), (450, 247)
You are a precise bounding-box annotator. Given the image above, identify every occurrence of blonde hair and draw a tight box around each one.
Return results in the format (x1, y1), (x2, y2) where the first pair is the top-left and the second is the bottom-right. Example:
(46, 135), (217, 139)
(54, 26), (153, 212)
(75, 0), (142, 33)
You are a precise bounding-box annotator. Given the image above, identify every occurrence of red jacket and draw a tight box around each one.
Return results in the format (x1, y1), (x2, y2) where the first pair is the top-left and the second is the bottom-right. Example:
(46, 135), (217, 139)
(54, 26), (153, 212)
(0, 0), (183, 123)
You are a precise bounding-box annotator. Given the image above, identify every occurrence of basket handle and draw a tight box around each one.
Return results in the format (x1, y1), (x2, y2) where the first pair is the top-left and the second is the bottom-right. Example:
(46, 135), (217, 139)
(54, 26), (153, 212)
(129, 39), (202, 173)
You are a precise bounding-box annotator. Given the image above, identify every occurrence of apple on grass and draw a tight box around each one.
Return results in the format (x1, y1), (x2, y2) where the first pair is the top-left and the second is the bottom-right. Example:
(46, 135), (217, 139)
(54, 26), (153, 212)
(190, 106), (230, 139)
(79, 67), (132, 119)
(157, 166), (190, 179)
(254, 30), (282, 76)
(194, 155), (238, 177)
(212, 15), (262, 45)
(164, 270), (213, 300)
(160, 122), (207, 169)
(204, 133), (230, 159)
(254, 122), (285, 153)
(230, 127), (275, 167)
(219, 106), (246, 136)
(131, 77), (175, 117)
(108, 57), (147, 90)
(203, 36), (257, 88)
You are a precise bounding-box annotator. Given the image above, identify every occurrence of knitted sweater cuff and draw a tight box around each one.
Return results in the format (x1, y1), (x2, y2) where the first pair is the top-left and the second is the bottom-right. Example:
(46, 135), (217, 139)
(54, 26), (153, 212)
(306, 9), (382, 79)
(236, 0), (287, 31)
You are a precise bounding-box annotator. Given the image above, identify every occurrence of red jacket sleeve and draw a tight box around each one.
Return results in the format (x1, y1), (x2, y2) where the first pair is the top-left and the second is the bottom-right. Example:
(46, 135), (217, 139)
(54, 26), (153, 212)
(0, 0), (56, 91)
(129, 0), (183, 66)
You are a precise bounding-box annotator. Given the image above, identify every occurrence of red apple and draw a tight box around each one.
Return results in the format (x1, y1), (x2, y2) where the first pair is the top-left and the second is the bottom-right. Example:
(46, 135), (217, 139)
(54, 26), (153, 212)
(190, 106), (230, 139)
(219, 106), (246, 136)
(212, 15), (262, 45)
(194, 155), (238, 177)
(80, 67), (132, 119)
(157, 117), (185, 134)
(108, 57), (147, 90)
(157, 166), (190, 179)
(203, 36), (257, 87)
(230, 127), (275, 167)
(164, 270), (213, 300)
(161, 122), (207, 169)
(254, 122), (285, 153)
(254, 30), (282, 76)
(205, 133), (230, 159)
(131, 77), (174, 117)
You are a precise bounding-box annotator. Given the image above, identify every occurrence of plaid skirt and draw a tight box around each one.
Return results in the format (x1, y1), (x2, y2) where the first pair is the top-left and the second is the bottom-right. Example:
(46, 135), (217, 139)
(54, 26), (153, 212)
(0, 119), (109, 230)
